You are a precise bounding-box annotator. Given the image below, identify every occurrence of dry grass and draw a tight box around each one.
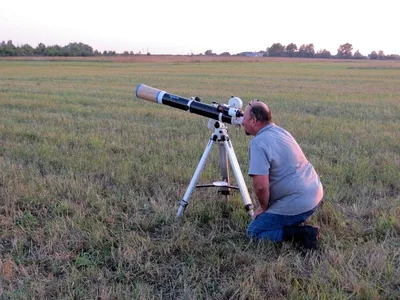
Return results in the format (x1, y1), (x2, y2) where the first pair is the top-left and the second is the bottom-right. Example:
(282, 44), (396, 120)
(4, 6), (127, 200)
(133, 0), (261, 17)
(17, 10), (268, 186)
(0, 58), (399, 299)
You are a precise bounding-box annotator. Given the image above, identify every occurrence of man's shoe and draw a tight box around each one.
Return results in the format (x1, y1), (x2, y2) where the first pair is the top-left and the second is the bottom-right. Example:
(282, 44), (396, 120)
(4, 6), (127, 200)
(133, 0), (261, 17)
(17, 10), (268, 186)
(282, 225), (320, 250)
(302, 225), (319, 250)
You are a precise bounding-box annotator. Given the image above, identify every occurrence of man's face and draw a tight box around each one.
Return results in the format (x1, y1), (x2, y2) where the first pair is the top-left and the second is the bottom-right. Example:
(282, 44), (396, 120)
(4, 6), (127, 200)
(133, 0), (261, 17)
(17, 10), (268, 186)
(242, 105), (255, 136)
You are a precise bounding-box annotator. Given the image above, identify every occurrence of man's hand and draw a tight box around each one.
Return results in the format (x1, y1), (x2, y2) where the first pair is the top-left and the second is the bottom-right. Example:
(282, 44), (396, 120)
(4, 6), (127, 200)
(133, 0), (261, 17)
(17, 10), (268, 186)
(254, 206), (267, 219)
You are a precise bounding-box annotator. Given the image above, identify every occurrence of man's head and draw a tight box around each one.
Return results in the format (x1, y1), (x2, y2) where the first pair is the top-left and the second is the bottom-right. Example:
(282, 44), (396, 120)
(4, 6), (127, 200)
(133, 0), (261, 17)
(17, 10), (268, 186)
(242, 100), (272, 136)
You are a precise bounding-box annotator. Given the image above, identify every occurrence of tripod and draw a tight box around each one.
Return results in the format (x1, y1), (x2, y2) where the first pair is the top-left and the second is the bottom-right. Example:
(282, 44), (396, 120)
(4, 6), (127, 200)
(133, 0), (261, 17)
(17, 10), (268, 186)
(176, 120), (254, 219)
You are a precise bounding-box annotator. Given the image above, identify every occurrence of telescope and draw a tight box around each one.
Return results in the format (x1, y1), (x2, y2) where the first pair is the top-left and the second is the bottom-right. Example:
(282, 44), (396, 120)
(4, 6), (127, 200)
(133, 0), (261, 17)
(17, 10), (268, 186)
(135, 84), (244, 126)
(135, 84), (254, 219)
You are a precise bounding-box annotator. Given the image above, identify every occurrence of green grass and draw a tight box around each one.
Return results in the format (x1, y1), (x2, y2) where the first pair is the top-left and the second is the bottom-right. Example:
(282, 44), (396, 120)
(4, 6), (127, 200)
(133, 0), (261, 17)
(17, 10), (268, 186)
(0, 59), (399, 299)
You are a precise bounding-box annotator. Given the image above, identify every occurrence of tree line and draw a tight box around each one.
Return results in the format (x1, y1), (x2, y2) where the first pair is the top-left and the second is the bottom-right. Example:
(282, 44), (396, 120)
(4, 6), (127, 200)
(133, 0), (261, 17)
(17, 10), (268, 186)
(0, 41), (119, 57)
(1, 40), (399, 60)
(256, 42), (399, 60)
(206, 43), (398, 60)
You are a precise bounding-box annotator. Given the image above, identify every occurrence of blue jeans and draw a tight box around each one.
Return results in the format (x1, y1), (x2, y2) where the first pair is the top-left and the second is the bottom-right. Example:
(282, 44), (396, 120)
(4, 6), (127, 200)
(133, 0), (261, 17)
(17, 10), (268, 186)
(247, 205), (319, 242)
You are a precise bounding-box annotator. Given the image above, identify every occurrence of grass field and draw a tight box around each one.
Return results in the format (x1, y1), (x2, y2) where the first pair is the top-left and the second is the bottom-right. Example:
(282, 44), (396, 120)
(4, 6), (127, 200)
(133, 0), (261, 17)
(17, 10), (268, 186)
(0, 57), (399, 299)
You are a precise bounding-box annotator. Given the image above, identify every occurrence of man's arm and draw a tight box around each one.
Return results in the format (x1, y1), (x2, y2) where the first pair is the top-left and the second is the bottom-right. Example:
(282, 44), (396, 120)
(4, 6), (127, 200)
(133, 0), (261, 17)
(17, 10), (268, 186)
(252, 174), (270, 218)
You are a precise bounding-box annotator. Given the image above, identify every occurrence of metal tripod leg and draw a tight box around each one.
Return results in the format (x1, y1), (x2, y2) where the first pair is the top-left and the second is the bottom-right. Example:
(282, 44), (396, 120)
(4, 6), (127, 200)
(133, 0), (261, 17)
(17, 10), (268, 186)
(176, 139), (215, 217)
(218, 142), (230, 197)
(223, 140), (254, 218)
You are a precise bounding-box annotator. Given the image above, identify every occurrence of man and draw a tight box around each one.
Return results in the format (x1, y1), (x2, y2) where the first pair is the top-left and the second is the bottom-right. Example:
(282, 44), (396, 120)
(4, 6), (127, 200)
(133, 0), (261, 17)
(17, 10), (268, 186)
(242, 100), (323, 250)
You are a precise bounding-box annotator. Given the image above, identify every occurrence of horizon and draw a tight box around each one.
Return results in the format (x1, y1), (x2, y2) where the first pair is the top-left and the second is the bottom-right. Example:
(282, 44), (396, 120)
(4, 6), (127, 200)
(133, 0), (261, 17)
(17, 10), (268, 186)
(2, 39), (398, 57)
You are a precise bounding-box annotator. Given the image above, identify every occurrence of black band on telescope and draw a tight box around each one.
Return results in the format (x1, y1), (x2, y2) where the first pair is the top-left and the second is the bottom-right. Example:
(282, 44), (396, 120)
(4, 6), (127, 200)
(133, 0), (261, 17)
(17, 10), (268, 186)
(161, 94), (190, 111)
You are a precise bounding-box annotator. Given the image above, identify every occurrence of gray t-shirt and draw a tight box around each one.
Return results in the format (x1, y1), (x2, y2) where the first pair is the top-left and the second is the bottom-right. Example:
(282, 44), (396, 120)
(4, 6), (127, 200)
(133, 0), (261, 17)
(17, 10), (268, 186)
(249, 123), (323, 215)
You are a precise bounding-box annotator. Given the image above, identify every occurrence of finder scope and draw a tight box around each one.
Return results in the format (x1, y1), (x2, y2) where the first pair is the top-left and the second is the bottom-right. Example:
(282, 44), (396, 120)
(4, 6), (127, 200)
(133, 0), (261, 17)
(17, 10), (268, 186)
(135, 84), (244, 126)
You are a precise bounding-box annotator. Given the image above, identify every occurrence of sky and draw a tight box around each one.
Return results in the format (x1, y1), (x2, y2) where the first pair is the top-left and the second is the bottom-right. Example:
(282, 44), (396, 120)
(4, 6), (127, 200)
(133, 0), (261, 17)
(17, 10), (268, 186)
(1, 0), (398, 55)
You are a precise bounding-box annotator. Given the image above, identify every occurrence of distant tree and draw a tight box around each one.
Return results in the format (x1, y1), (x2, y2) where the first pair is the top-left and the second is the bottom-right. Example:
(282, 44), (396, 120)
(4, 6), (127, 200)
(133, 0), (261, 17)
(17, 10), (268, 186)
(297, 44), (305, 57)
(44, 45), (63, 56)
(35, 43), (47, 56)
(19, 45), (33, 56)
(353, 50), (365, 59)
(369, 51), (378, 59)
(0, 40), (9, 56)
(337, 43), (353, 58)
(0, 41), (5, 56)
(18, 44), (35, 56)
(386, 54), (400, 60)
(205, 49), (215, 55)
(62, 42), (93, 56)
(298, 44), (315, 58)
(315, 49), (331, 58)
(286, 43), (297, 57)
(219, 52), (231, 56)
(101, 50), (116, 56)
(6, 40), (15, 50)
(0, 40), (17, 56)
(306, 44), (315, 58)
(267, 43), (285, 57)
(377, 50), (385, 60)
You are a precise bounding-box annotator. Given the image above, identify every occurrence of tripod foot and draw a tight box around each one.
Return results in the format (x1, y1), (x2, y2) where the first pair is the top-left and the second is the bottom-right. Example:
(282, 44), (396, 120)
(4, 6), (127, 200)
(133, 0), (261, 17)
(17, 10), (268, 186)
(176, 199), (188, 217)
